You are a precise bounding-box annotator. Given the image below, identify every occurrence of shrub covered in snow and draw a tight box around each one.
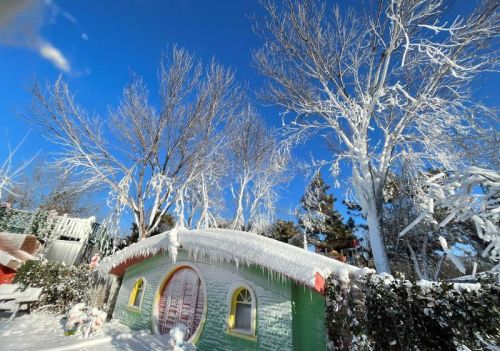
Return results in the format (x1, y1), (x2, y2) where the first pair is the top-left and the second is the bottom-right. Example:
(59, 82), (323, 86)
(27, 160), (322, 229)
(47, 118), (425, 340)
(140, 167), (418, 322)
(326, 273), (499, 351)
(64, 303), (107, 338)
(14, 260), (94, 310)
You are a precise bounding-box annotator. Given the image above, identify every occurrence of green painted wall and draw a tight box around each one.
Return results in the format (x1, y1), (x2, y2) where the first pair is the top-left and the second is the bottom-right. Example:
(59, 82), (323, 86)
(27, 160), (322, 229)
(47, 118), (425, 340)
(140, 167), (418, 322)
(113, 254), (166, 330)
(292, 282), (327, 351)
(113, 251), (327, 350)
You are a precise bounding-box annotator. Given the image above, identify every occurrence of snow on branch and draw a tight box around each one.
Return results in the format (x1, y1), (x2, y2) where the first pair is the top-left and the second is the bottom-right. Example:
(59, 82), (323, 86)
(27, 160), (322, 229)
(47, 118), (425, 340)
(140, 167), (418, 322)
(30, 47), (243, 240)
(0, 134), (37, 200)
(399, 167), (500, 269)
(255, 0), (498, 273)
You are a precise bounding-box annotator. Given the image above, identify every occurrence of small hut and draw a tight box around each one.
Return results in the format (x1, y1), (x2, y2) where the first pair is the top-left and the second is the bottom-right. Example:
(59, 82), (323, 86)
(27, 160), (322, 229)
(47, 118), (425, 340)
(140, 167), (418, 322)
(99, 228), (366, 351)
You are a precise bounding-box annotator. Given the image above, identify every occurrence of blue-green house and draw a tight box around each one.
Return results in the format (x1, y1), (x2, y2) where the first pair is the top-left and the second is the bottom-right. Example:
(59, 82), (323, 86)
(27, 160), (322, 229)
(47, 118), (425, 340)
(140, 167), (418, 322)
(100, 228), (363, 351)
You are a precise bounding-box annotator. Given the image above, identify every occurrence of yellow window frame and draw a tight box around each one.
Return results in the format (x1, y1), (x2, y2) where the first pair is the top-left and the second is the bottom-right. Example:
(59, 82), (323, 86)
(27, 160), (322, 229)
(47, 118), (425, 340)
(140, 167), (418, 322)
(128, 277), (146, 309)
(227, 286), (256, 339)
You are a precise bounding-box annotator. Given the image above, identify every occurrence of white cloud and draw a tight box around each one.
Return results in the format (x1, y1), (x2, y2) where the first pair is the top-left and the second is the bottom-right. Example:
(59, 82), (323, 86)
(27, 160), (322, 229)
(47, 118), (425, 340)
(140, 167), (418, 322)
(62, 11), (77, 24)
(38, 42), (70, 72)
(0, 0), (73, 73)
(81, 33), (89, 41)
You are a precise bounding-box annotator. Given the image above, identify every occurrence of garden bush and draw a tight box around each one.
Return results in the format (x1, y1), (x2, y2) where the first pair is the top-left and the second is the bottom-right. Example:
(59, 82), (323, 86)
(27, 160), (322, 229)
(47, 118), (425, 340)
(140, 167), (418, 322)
(13, 259), (94, 310)
(326, 273), (500, 351)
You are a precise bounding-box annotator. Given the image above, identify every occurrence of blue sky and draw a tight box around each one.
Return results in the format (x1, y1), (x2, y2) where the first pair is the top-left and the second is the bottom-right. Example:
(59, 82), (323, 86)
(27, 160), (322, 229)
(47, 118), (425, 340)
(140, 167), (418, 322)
(0, 0), (497, 228)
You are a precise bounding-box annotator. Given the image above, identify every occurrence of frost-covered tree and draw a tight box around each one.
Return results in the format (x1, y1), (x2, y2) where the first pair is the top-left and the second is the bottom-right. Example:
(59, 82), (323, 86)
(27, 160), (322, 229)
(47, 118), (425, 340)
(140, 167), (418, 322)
(263, 219), (302, 247)
(298, 172), (355, 251)
(382, 168), (467, 280)
(255, 0), (498, 272)
(297, 172), (325, 249)
(184, 153), (227, 230)
(227, 107), (289, 231)
(30, 47), (241, 240)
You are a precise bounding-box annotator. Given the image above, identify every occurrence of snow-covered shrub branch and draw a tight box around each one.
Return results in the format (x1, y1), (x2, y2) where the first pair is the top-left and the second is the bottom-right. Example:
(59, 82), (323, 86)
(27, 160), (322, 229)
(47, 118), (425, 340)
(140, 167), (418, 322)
(255, 0), (498, 272)
(14, 260), (95, 310)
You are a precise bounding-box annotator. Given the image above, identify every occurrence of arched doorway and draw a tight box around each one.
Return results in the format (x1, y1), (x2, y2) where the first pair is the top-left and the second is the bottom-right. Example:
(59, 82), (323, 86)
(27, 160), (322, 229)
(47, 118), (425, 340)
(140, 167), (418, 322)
(156, 266), (205, 341)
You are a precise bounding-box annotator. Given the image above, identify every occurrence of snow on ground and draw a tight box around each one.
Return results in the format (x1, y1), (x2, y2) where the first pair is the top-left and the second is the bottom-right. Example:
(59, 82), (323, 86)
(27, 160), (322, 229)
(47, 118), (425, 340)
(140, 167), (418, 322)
(0, 311), (172, 351)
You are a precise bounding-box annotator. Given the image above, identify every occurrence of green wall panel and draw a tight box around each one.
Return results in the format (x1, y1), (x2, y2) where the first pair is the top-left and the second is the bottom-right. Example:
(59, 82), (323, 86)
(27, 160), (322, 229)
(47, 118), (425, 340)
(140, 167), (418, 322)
(292, 283), (327, 351)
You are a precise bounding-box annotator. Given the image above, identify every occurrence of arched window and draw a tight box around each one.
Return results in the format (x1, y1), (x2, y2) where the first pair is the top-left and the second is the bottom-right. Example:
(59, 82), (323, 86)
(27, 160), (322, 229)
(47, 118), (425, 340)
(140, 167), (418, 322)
(228, 286), (256, 337)
(128, 278), (146, 309)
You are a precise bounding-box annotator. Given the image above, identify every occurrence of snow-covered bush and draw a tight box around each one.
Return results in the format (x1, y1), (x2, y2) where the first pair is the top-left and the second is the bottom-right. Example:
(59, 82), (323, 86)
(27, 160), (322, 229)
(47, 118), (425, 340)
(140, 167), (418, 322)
(326, 273), (500, 350)
(14, 260), (94, 310)
(64, 303), (107, 338)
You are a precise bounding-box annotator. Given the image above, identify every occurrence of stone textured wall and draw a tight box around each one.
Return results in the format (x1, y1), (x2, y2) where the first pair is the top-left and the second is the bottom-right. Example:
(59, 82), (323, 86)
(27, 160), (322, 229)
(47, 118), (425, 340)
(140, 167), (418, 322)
(113, 251), (295, 350)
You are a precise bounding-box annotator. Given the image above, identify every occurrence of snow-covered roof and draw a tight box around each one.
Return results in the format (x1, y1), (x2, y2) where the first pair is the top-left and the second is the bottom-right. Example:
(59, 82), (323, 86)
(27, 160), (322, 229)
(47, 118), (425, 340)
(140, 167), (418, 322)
(0, 233), (39, 270)
(99, 228), (371, 290)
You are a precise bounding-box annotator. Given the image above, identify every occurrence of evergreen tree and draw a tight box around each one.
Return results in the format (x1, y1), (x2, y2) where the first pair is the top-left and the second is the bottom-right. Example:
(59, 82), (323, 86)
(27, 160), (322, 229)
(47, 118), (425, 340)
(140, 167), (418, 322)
(149, 213), (175, 236)
(122, 213), (175, 248)
(298, 172), (355, 251)
(266, 220), (303, 247)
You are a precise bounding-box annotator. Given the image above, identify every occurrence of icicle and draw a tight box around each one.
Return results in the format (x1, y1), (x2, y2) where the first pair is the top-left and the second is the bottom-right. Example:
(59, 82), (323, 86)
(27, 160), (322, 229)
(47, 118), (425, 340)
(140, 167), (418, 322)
(99, 227), (366, 290)
(428, 198), (434, 214)
(439, 236), (465, 274)
(399, 213), (427, 237)
(167, 227), (180, 263)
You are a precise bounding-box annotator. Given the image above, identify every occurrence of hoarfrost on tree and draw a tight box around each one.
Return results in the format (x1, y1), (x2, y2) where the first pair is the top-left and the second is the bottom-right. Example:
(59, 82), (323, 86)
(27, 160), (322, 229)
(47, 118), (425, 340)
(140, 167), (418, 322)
(255, 0), (498, 273)
(30, 47), (243, 241)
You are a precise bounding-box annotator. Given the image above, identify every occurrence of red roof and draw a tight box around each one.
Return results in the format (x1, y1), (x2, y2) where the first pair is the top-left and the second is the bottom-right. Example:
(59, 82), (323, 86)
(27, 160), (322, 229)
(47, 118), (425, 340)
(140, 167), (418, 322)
(109, 253), (156, 276)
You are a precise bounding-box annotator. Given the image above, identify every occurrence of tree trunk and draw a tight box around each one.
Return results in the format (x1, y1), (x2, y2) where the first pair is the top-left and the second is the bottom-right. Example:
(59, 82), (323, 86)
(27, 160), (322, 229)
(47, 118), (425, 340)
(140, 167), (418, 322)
(303, 228), (308, 250)
(232, 178), (248, 230)
(139, 223), (148, 241)
(353, 161), (391, 273)
(134, 210), (148, 241)
(197, 174), (210, 229)
(365, 196), (391, 273)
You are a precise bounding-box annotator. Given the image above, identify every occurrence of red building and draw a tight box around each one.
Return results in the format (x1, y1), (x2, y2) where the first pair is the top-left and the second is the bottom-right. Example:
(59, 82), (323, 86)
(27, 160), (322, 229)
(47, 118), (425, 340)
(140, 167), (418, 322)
(0, 233), (40, 284)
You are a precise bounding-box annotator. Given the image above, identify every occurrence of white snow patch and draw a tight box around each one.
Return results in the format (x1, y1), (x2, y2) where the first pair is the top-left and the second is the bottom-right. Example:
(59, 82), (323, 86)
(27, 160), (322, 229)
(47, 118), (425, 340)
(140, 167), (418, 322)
(417, 279), (481, 292)
(0, 311), (173, 351)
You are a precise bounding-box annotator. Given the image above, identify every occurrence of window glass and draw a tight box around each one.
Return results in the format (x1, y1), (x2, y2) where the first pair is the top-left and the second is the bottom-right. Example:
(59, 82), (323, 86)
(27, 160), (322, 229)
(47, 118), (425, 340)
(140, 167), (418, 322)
(231, 288), (253, 333)
(235, 303), (251, 329)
